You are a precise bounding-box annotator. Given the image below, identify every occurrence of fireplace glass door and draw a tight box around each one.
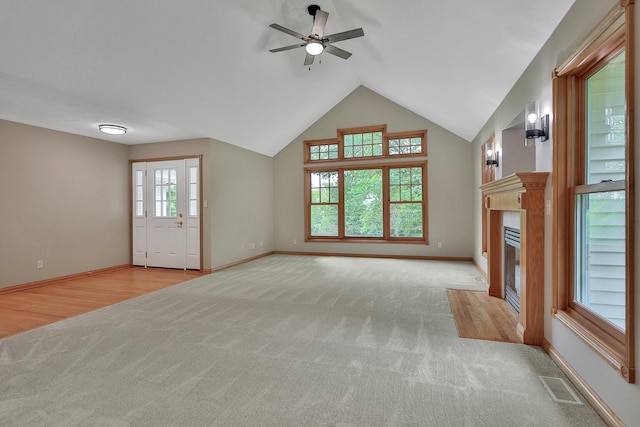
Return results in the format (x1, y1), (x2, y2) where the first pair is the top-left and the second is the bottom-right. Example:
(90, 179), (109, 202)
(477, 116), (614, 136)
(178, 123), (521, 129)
(504, 227), (521, 313)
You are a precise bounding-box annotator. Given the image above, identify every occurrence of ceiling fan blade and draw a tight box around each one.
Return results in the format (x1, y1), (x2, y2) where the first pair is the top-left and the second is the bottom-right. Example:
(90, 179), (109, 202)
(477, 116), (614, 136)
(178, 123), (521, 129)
(311, 10), (329, 39)
(269, 43), (305, 53)
(304, 53), (315, 66)
(324, 28), (364, 43)
(324, 44), (352, 60)
(269, 23), (308, 41)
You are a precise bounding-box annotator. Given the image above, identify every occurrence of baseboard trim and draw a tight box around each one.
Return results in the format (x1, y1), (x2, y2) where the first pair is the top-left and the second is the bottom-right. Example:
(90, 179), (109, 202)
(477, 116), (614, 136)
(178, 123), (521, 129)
(0, 264), (131, 295)
(472, 257), (488, 280)
(210, 252), (275, 273)
(272, 251), (473, 263)
(541, 338), (623, 427)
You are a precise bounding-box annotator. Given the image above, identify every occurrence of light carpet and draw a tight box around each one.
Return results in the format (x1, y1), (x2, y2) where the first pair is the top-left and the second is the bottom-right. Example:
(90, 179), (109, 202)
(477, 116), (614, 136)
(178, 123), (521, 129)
(0, 255), (605, 426)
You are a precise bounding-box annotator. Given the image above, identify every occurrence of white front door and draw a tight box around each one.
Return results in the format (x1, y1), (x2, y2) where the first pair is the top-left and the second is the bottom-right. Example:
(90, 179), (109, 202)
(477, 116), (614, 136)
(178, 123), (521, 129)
(131, 158), (200, 270)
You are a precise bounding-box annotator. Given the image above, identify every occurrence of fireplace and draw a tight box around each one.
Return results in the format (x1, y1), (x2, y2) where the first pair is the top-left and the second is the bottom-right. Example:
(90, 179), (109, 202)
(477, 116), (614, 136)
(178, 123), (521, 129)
(480, 172), (548, 345)
(504, 227), (521, 314)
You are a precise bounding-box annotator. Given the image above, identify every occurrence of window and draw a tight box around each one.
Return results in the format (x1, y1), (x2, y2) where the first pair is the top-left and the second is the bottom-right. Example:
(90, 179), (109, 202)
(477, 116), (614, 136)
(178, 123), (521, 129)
(305, 162), (427, 243)
(389, 166), (424, 237)
(134, 170), (144, 217)
(154, 168), (178, 217)
(304, 125), (427, 163)
(388, 131), (426, 156)
(309, 171), (339, 236)
(552, 2), (634, 382)
(305, 125), (428, 243)
(306, 139), (339, 162)
(574, 50), (626, 329)
(188, 165), (199, 217)
(342, 127), (384, 158)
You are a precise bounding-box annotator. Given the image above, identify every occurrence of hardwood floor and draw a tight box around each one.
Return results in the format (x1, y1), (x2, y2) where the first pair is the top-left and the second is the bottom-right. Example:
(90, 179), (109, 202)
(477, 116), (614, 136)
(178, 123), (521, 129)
(447, 289), (520, 343)
(0, 267), (204, 339)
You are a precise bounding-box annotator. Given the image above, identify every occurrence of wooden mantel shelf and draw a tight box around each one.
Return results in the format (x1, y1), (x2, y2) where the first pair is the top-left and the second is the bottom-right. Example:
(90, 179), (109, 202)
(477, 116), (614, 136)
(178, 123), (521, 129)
(481, 172), (549, 210)
(480, 172), (549, 346)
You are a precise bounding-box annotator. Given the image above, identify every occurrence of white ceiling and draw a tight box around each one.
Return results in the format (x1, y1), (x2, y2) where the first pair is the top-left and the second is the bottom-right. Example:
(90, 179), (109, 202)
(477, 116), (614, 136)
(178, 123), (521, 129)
(0, 0), (574, 156)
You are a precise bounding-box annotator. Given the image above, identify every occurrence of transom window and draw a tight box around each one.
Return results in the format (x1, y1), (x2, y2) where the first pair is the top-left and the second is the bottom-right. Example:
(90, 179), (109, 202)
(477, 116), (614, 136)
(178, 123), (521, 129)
(304, 124), (427, 163)
(388, 131), (426, 156)
(343, 129), (384, 158)
(308, 140), (339, 161)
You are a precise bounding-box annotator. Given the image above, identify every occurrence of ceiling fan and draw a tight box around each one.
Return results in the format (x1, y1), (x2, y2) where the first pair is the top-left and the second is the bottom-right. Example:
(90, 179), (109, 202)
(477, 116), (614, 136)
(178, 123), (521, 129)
(269, 5), (364, 66)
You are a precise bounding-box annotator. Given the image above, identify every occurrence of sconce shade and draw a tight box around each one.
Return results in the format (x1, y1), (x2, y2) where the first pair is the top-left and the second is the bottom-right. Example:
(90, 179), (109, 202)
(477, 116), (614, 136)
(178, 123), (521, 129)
(524, 100), (549, 144)
(486, 149), (499, 167)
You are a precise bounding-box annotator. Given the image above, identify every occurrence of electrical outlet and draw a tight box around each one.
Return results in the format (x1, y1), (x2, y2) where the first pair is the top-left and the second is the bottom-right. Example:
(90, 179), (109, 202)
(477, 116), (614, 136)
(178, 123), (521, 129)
(293, 239), (297, 245)
(249, 242), (255, 249)
(260, 241), (263, 247)
(37, 260), (44, 269)
(437, 242), (443, 248)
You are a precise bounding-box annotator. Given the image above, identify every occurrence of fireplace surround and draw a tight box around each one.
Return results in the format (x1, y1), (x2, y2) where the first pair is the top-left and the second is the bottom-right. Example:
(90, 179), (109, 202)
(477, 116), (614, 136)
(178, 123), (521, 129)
(480, 172), (549, 345)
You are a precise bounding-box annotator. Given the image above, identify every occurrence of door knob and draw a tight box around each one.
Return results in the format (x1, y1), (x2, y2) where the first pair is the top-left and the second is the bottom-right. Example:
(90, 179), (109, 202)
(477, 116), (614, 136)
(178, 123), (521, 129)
(175, 221), (183, 227)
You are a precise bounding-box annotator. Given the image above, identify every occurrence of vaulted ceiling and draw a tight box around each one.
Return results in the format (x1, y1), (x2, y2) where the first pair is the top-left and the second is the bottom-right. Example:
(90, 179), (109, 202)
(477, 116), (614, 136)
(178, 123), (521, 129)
(0, 0), (574, 156)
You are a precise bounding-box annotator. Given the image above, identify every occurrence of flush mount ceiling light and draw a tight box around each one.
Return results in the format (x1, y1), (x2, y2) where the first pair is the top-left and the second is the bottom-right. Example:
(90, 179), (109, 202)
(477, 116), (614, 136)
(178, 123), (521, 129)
(98, 124), (127, 135)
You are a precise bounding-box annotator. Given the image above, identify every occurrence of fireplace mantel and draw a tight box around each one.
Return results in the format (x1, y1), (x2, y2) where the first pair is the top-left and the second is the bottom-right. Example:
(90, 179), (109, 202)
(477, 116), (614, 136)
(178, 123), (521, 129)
(480, 172), (549, 345)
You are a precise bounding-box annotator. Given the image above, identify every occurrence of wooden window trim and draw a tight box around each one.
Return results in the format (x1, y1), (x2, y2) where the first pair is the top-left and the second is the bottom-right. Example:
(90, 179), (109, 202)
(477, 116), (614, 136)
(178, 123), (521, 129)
(386, 130), (428, 158)
(304, 139), (340, 164)
(481, 134), (496, 257)
(304, 125), (428, 163)
(305, 161), (428, 244)
(551, 1), (635, 383)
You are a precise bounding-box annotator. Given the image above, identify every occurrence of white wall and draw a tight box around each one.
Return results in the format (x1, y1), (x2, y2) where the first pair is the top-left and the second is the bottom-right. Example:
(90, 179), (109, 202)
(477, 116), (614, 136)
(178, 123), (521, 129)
(471, 0), (639, 424)
(273, 86), (474, 258)
(0, 119), (130, 288)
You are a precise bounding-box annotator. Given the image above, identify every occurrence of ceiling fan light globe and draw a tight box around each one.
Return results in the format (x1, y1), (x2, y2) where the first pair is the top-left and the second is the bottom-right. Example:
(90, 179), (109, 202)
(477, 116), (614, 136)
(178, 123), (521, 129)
(305, 41), (324, 56)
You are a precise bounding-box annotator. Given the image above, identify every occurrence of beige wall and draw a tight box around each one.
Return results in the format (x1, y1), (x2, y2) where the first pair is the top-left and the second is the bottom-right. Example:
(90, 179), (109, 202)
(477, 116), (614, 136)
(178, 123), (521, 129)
(0, 119), (130, 288)
(471, 0), (639, 423)
(129, 138), (274, 270)
(210, 140), (274, 268)
(0, 128), (274, 287)
(128, 138), (214, 270)
(273, 86), (474, 258)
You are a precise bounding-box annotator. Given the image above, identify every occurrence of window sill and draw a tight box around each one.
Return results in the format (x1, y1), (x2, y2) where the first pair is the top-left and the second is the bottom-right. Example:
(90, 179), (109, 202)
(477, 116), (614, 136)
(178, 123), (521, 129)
(553, 309), (634, 383)
(306, 237), (428, 245)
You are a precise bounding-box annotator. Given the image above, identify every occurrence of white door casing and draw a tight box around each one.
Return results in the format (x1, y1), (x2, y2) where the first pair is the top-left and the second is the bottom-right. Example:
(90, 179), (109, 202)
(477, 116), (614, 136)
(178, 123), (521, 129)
(131, 158), (200, 270)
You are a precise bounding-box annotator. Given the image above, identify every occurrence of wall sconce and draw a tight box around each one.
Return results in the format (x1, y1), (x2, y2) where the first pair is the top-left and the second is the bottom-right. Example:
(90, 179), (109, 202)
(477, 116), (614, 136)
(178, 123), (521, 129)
(486, 149), (499, 167)
(524, 100), (549, 146)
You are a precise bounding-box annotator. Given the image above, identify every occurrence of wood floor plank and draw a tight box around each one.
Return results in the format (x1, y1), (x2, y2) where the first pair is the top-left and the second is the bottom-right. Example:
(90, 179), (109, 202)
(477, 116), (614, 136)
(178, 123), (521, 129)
(447, 289), (520, 343)
(0, 267), (204, 339)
